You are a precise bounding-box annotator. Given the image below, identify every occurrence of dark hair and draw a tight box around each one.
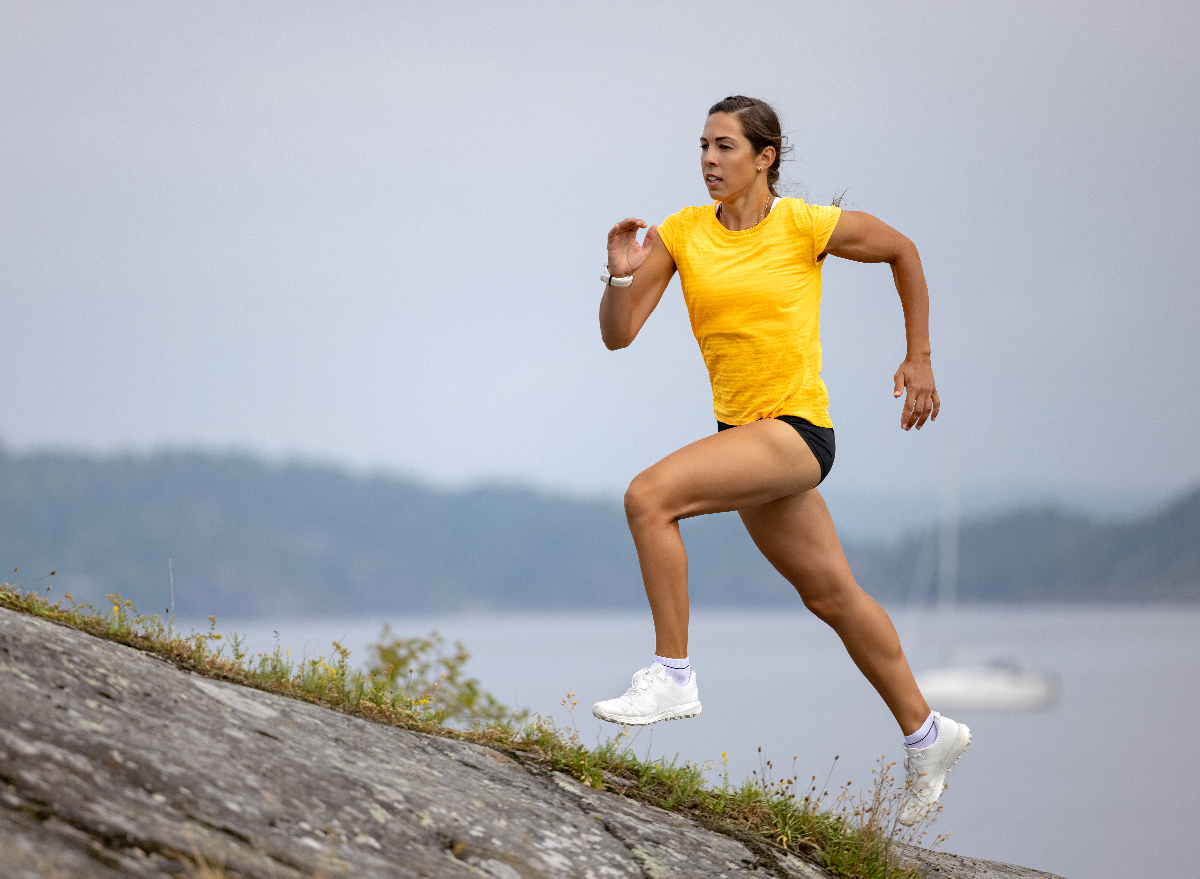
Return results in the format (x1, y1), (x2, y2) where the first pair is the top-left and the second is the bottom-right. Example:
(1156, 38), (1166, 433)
(707, 95), (791, 196)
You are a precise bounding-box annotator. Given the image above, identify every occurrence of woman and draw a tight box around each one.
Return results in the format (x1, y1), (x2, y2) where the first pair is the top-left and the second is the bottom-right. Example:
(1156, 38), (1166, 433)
(591, 96), (969, 826)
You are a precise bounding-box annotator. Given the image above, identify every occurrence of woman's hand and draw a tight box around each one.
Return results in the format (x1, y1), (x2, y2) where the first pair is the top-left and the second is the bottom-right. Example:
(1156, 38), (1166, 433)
(607, 218), (658, 276)
(599, 218), (677, 350)
(893, 355), (940, 430)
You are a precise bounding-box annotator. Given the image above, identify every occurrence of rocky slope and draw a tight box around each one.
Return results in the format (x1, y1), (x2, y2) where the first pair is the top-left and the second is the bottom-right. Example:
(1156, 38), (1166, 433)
(0, 608), (1063, 878)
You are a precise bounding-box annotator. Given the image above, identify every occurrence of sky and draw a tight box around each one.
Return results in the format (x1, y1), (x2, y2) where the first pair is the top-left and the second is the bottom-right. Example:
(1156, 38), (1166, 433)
(3, 1), (1198, 524)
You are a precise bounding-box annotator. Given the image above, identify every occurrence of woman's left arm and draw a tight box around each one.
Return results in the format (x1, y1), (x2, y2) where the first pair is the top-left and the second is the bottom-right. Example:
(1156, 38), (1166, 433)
(823, 210), (940, 431)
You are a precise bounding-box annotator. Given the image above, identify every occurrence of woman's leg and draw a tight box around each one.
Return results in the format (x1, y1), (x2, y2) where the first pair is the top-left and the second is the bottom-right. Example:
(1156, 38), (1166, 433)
(622, 418), (823, 659)
(613, 417), (929, 736)
(738, 490), (930, 735)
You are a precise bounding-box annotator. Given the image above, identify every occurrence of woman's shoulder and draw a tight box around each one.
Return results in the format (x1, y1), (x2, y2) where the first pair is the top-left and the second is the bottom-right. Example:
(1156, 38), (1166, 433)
(657, 204), (714, 251)
(663, 203), (715, 225)
(774, 196), (841, 229)
(773, 197), (842, 261)
(775, 195), (828, 213)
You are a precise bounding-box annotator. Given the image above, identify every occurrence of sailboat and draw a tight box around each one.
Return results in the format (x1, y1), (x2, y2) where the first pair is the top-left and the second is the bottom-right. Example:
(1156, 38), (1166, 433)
(916, 662), (1058, 713)
(912, 449), (1059, 713)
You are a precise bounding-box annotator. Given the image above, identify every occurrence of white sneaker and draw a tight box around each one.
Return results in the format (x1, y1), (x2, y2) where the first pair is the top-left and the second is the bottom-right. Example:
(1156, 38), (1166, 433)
(898, 712), (971, 826)
(592, 664), (702, 725)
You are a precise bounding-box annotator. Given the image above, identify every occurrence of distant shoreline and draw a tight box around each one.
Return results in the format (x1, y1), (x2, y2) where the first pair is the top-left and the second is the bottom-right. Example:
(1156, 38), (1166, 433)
(3, 447), (1197, 617)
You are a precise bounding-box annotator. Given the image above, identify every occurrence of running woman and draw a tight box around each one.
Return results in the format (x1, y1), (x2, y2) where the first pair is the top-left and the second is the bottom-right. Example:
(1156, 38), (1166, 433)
(592, 96), (969, 825)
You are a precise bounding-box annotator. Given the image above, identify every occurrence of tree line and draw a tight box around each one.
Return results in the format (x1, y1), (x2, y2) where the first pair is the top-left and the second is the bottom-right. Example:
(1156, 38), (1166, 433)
(2, 448), (1195, 618)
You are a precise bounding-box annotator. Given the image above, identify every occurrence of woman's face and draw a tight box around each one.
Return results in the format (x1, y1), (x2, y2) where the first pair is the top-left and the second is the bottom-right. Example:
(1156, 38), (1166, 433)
(700, 112), (772, 201)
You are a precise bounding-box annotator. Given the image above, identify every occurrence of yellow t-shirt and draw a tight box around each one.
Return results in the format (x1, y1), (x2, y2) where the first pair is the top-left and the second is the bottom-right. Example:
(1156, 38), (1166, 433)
(656, 198), (841, 427)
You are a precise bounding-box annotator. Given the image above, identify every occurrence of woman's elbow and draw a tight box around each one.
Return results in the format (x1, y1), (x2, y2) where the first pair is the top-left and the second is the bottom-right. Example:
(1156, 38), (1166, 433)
(893, 235), (920, 264)
(599, 314), (636, 349)
(601, 330), (633, 350)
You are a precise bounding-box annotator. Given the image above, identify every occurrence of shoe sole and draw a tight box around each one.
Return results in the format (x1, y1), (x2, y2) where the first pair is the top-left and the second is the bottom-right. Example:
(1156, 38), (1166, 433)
(591, 701), (702, 726)
(898, 723), (972, 826)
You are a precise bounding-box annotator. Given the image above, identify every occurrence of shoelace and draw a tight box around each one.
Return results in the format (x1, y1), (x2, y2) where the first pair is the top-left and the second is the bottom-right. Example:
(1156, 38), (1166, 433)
(902, 754), (933, 798)
(629, 668), (655, 692)
(623, 668), (660, 699)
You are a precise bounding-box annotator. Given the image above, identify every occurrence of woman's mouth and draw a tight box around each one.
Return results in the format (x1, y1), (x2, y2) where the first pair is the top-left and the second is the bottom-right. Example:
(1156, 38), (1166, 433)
(705, 175), (721, 187)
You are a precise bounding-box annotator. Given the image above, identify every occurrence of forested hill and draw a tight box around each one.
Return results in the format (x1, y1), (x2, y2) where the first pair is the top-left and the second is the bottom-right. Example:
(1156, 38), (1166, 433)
(850, 490), (1200, 603)
(1, 448), (1196, 617)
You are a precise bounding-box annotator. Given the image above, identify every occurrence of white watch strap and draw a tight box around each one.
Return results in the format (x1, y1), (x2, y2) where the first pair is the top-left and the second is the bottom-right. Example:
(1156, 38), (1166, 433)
(601, 267), (634, 287)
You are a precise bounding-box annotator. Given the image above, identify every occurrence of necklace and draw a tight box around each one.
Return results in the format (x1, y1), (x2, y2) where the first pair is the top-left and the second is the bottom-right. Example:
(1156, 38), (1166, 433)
(757, 195), (774, 226)
(717, 194), (775, 229)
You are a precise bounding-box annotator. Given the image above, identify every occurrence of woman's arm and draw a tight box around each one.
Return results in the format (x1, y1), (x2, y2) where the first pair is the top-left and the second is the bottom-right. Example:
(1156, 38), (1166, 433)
(599, 218), (677, 350)
(823, 210), (940, 431)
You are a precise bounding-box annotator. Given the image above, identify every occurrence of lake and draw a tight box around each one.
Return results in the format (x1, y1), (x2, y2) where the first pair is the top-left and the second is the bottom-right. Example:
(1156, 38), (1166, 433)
(206, 604), (1200, 879)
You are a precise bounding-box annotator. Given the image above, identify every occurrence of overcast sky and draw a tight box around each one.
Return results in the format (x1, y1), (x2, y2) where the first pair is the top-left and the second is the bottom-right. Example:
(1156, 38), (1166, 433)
(3, 1), (1198, 516)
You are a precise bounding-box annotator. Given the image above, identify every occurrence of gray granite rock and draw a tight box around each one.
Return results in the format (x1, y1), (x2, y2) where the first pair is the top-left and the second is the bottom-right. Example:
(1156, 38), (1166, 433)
(893, 844), (1067, 879)
(0, 608), (1063, 878)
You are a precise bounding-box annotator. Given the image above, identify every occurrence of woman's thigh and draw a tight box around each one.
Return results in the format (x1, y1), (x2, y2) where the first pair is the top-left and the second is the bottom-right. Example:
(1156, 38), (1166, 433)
(626, 418), (823, 522)
(737, 489), (856, 609)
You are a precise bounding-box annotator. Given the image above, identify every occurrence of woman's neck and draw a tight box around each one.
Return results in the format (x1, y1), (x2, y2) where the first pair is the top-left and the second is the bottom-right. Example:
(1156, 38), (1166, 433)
(717, 183), (775, 231)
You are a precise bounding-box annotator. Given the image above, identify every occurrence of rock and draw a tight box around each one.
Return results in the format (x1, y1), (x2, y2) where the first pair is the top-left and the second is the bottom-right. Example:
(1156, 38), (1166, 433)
(0, 608), (1064, 878)
(893, 844), (1068, 879)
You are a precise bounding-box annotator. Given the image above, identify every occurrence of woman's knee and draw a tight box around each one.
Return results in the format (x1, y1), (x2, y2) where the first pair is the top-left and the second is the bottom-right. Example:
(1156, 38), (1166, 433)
(798, 574), (859, 625)
(623, 470), (672, 526)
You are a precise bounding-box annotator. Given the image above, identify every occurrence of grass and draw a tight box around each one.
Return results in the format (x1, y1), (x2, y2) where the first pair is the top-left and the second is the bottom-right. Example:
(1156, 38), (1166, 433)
(0, 581), (944, 879)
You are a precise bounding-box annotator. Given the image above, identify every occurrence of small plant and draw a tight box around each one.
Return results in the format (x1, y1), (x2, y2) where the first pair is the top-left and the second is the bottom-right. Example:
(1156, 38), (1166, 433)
(367, 625), (526, 727)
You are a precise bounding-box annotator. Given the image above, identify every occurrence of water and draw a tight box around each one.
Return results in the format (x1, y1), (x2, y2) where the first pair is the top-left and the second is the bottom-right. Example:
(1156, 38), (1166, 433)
(205, 604), (1200, 879)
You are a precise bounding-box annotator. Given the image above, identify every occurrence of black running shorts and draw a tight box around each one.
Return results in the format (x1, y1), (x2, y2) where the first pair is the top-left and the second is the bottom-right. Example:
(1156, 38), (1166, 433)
(716, 415), (836, 484)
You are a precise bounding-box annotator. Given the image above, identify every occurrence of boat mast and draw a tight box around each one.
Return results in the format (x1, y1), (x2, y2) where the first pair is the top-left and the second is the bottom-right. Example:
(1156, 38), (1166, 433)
(936, 443), (960, 669)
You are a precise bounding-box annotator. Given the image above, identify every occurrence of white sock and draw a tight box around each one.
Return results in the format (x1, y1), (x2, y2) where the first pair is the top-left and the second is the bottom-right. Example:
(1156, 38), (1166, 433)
(653, 655), (691, 687)
(904, 711), (939, 751)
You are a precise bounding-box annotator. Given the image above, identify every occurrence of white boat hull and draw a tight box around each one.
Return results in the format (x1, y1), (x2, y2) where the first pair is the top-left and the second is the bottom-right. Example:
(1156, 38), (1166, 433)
(916, 664), (1059, 713)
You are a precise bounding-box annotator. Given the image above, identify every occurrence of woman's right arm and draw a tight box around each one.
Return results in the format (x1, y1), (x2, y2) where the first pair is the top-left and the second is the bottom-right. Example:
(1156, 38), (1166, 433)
(599, 218), (677, 350)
